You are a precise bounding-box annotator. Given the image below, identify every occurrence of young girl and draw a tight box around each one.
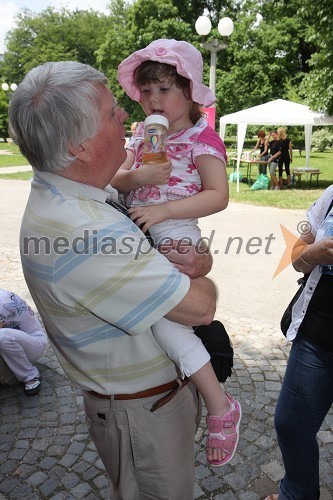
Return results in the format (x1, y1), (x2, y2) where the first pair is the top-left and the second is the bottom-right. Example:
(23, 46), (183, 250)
(114, 39), (241, 467)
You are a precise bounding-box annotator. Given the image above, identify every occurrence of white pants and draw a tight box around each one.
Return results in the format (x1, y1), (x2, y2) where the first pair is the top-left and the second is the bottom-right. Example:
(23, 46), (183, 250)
(0, 328), (47, 382)
(150, 221), (210, 377)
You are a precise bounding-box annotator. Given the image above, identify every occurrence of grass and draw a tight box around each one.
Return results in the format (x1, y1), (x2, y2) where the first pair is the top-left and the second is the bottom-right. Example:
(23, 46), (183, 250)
(0, 140), (332, 209)
(0, 171), (33, 180)
(227, 149), (333, 209)
(0, 142), (30, 167)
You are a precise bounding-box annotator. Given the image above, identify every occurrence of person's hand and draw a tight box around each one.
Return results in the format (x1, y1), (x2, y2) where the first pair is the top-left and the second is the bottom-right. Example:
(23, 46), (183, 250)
(306, 237), (333, 266)
(159, 240), (213, 278)
(0, 321), (5, 328)
(137, 161), (172, 186)
(128, 204), (168, 233)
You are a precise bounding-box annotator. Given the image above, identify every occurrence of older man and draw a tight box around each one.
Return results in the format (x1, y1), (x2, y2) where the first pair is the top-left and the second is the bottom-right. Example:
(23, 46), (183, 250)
(9, 61), (216, 500)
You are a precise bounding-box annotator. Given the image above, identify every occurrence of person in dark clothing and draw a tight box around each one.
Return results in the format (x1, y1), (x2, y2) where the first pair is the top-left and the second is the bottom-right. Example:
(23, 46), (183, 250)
(250, 130), (269, 174)
(266, 130), (282, 190)
(277, 127), (292, 188)
(264, 185), (333, 500)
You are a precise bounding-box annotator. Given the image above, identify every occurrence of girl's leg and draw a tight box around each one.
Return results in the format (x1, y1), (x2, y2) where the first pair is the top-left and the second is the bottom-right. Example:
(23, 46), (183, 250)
(275, 334), (333, 500)
(0, 328), (46, 382)
(152, 318), (240, 465)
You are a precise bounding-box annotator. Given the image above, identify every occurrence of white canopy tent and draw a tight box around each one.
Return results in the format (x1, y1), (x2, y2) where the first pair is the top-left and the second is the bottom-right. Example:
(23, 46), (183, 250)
(219, 99), (333, 191)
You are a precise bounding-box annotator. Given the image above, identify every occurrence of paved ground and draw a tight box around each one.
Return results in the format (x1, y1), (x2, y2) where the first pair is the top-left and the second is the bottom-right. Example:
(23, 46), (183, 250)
(0, 178), (332, 500)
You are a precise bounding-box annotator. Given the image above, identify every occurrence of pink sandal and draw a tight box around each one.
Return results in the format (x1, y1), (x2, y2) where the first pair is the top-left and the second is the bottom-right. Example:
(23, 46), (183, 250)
(206, 393), (241, 467)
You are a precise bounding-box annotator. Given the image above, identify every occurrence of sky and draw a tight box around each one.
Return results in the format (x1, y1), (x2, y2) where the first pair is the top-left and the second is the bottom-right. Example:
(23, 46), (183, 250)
(0, 0), (110, 53)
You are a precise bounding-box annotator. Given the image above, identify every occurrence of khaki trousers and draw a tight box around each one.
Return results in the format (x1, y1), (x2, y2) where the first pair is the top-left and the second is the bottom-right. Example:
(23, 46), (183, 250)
(83, 382), (201, 500)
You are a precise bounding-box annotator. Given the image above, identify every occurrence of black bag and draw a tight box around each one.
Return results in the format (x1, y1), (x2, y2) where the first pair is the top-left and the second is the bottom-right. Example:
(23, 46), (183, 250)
(280, 274), (309, 336)
(194, 320), (233, 383)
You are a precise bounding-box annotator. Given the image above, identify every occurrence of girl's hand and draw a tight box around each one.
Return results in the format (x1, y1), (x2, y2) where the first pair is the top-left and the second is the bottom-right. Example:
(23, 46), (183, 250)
(137, 161), (172, 186)
(128, 204), (169, 233)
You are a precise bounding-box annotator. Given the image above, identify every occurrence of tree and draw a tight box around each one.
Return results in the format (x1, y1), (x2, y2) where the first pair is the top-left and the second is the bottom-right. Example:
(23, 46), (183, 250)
(299, 0), (333, 114)
(214, 0), (316, 117)
(0, 89), (10, 141)
(2, 8), (109, 85)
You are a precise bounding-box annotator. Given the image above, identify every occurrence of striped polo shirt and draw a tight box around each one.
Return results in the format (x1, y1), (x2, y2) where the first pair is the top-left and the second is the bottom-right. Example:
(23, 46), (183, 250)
(20, 171), (190, 394)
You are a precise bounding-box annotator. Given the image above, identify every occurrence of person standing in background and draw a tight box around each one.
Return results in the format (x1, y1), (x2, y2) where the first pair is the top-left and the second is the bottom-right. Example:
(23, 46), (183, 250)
(250, 129), (269, 174)
(277, 127), (292, 188)
(267, 130), (282, 190)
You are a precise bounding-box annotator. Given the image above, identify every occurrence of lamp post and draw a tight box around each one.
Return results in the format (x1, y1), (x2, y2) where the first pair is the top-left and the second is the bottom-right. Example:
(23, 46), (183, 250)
(1, 82), (17, 142)
(195, 15), (234, 97)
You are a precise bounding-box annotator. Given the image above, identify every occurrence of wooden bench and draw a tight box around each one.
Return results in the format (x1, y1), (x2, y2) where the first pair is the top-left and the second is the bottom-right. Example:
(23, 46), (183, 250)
(291, 169), (322, 188)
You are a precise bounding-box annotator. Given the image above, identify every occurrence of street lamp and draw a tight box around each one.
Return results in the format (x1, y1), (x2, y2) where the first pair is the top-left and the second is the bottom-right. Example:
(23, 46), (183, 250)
(195, 15), (234, 97)
(2, 82), (17, 92)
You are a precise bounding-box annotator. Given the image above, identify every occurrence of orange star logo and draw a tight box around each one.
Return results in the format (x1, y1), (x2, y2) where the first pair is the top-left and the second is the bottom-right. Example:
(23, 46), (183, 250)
(273, 224), (309, 278)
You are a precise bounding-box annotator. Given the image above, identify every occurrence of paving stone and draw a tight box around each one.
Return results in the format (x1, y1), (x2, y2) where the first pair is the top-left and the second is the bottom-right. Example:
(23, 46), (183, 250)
(223, 472), (247, 490)
(93, 474), (110, 489)
(26, 471), (48, 486)
(70, 482), (92, 498)
(60, 472), (81, 489)
(39, 479), (59, 497)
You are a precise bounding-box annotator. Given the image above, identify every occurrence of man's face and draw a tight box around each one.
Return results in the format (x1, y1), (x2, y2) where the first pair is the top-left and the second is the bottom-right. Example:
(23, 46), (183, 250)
(82, 84), (129, 187)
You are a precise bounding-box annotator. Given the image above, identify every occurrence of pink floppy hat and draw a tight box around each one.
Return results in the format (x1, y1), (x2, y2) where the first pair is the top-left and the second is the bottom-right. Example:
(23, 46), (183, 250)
(118, 39), (216, 107)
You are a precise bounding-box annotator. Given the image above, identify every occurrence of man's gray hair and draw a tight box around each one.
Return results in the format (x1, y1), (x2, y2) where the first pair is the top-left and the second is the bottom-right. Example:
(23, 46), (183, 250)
(9, 61), (107, 172)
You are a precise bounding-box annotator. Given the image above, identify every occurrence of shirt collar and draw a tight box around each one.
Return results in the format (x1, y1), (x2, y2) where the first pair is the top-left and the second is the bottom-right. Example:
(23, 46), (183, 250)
(32, 168), (119, 203)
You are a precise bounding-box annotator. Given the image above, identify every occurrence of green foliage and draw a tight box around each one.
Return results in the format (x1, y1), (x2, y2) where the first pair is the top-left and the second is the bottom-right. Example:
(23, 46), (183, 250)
(299, 0), (333, 114)
(0, 90), (9, 140)
(311, 128), (333, 152)
(2, 8), (109, 84)
(1, 0), (333, 126)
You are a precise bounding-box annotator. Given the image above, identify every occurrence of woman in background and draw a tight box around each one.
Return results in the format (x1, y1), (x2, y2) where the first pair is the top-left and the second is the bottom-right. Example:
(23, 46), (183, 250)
(250, 129), (269, 174)
(277, 127), (292, 188)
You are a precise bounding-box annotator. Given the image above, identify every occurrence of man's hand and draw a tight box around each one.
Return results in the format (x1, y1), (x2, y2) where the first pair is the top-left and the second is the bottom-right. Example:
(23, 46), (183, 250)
(0, 321), (5, 328)
(159, 240), (213, 279)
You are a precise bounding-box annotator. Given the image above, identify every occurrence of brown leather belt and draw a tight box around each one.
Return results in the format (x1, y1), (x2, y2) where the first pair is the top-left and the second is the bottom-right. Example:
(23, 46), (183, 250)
(86, 378), (189, 412)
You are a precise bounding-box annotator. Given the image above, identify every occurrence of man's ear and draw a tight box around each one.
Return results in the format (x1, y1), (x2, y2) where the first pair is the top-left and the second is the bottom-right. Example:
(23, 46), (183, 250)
(68, 143), (91, 163)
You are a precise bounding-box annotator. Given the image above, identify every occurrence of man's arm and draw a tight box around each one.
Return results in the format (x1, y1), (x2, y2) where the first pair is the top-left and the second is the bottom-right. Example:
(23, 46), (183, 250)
(165, 276), (217, 326)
